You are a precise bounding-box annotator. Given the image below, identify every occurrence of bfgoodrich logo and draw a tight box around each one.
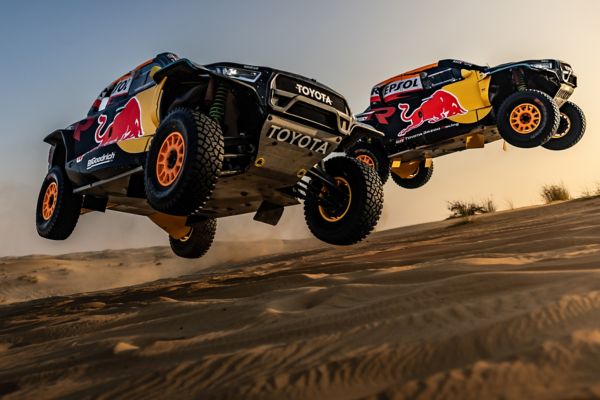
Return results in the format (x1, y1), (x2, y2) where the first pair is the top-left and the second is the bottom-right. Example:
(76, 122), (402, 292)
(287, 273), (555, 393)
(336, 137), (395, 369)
(87, 152), (115, 170)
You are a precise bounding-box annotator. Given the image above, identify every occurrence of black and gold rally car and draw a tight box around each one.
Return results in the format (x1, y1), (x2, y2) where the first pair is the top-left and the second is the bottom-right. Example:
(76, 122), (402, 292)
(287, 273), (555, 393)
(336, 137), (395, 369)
(349, 59), (584, 188)
(36, 53), (384, 258)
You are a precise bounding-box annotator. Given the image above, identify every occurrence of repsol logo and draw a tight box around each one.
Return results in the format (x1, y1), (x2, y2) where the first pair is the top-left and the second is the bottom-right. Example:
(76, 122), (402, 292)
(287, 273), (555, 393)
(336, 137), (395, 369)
(267, 125), (330, 154)
(87, 152), (115, 170)
(294, 84), (333, 106)
(383, 77), (423, 100)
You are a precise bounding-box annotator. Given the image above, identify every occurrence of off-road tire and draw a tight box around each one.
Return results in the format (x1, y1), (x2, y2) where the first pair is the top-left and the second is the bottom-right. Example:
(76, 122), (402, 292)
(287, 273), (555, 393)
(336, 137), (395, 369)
(496, 89), (560, 148)
(542, 101), (586, 151)
(304, 157), (383, 245)
(391, 159), (434, 189)
(145, 108), (224, 216)
(169, 218), (216, 259)
(36, 166), (82, 240)
(348, 141), (390, 184)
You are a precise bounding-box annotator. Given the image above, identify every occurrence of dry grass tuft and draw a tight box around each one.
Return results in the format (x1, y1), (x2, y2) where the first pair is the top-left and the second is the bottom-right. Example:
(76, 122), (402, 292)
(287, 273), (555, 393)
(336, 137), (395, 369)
(447, 198), (497, 218)
(541, 183), (570, 204)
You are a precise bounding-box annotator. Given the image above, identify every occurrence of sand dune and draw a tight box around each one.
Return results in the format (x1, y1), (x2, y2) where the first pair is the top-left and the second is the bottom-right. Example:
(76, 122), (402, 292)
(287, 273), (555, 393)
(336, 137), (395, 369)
(2, 198), (600, 399)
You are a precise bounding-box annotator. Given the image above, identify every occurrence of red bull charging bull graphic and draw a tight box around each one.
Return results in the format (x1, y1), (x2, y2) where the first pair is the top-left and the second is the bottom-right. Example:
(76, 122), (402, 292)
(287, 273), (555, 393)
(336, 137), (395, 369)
(94, 97), (144, 146)
(397, 90), (467, 137)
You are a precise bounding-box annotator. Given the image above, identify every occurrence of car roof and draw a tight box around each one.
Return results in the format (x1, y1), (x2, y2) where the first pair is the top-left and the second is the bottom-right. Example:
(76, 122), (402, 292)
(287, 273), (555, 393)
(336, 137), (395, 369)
(374, 59), (487, 88)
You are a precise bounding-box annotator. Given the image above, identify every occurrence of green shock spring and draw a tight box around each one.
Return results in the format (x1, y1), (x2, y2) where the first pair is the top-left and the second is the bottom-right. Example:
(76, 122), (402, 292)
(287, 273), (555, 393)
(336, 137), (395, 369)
(209, 83), (227, 123)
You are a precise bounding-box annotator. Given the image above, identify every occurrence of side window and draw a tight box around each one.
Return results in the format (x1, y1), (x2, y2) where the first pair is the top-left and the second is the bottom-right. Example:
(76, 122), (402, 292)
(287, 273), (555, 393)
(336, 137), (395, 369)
(423, 68), (461, 89)
(129, 63), (159, 94)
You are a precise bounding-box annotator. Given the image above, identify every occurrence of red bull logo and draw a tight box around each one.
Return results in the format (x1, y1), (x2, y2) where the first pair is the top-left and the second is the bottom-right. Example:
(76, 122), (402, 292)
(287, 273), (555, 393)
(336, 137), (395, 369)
(398, 90), (467, 137)
(94, 97), (144, 146)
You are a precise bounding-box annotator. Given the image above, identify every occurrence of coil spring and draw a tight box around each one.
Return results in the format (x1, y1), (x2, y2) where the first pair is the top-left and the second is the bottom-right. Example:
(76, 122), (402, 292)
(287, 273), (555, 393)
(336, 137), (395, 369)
(209, 83), (227, 123)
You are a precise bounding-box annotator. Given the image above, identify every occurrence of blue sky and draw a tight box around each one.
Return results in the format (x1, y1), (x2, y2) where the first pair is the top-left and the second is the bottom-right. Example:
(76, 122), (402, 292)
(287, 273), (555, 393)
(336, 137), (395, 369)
(0, 0), (599, 255)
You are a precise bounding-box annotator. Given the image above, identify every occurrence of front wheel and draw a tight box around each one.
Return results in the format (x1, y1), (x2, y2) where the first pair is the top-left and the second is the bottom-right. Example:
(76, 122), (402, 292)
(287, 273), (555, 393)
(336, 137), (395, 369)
(347, 141), (390, 184)
(145, 108), (224, 216)
(169, 218), (216, 259)
(496, 89), (560, 148)
(304, 157), (383, 245)
(36, 166), (82, 240)
(542, 101), (586, 151)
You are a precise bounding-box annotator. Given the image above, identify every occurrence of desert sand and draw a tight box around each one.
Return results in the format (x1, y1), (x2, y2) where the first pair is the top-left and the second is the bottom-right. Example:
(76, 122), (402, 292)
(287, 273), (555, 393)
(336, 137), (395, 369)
(2, 198), (600, 399)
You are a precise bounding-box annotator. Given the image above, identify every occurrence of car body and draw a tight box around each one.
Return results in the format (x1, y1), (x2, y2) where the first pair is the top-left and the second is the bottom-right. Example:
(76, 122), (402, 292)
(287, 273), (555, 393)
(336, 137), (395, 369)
(38, 53), (384, 257)
(351, 59), (584, 187)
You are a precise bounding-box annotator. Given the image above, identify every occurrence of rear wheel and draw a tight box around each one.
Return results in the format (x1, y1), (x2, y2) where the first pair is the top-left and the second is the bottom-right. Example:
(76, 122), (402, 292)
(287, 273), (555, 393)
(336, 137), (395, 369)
(169, 218), (216, 259)
(304, 157), (383, 245)
(347, 141), (390, 184)
(496, 89), (559, 148)
(391, 159), (434, 189)
(36, 166), (82, 240)
(145, 108), (224, 216)
(542, 101), (586, 151)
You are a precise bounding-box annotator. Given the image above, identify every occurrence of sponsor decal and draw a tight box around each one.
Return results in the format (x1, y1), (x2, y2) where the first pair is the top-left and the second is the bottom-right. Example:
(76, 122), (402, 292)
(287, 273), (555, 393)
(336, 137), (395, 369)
(397, 90), (467, 137)
(110, 76), (132, 98)
(370, 87), (381, 104)
(294, 83), (334, 106)
(396, 123), (459, 144)
(382, 76), (423, 102)
(267, 125), (330, 154)
(76, 154), (84, 163)
(95, 97), (144, 147)
(87, 152), (115, 170)
(356, 107), (396, 125)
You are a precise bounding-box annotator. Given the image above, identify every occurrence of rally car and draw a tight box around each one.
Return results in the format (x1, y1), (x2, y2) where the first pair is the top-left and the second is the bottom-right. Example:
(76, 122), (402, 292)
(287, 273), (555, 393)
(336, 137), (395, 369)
(36, 53), (384, 258)
(350, 59), (585, 188)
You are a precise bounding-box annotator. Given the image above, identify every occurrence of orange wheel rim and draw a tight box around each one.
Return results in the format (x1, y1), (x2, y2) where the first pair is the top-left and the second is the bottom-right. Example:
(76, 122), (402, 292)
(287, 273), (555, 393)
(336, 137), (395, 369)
(509, 103), (542, 134)
(156, 132), (185, 187)
(42, 182), (58, 220)
(356, 154), (375, 168)
(318, 177), (352, 223)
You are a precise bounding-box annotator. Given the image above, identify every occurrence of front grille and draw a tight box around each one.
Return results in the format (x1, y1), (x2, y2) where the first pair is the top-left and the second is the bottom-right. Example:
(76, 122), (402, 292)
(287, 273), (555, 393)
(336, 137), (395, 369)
(559, 63), (577, 86)
(273, 74), (348, 113)
(287, 102), (338, 131)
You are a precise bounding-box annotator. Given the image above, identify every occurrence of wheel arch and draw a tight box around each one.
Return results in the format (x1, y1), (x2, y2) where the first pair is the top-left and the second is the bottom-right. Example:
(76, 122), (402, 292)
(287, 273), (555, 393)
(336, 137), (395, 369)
(43, 129), (73, 168)
(154, 60), (262, 124)
(338, 123), (385, 153)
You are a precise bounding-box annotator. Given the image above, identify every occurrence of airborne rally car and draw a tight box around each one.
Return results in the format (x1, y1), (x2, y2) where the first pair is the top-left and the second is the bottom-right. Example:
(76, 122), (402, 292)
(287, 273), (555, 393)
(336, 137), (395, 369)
(349, 59), (585, 188)
(36, 53), (384, 258)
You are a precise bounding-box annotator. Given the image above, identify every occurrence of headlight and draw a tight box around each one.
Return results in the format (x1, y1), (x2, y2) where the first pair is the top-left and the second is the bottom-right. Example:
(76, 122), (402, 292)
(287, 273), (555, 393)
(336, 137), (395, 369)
(531, 62), (553, 70)
(213, 66), (261, 83)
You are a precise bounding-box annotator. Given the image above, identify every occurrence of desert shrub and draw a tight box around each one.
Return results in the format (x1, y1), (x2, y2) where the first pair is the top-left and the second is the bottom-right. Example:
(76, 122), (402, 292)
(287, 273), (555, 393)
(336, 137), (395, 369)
(447, 198), (497, 218)
(580, 182), (600, 198)
(541, 183), (570, 204)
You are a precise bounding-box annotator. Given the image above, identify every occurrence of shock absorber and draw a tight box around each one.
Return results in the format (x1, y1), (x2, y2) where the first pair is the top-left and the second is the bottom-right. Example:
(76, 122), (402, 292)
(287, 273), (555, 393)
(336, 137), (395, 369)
(512, 69), (527, 91)
(209, 83), (227, 123)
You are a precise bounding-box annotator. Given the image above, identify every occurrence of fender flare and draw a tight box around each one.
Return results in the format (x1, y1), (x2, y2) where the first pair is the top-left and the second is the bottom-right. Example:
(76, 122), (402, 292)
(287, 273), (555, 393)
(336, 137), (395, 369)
(337, 122), (385, 153)
(43, 129), (74, 167)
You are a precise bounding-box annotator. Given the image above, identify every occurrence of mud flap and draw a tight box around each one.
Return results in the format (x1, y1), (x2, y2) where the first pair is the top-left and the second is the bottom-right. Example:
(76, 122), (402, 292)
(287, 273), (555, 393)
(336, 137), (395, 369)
(253, 201), (284, 226)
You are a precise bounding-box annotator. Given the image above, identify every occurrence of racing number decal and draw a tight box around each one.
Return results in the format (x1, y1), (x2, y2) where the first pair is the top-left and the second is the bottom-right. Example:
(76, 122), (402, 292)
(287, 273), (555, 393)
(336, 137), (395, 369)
(110, 76), (132, 99)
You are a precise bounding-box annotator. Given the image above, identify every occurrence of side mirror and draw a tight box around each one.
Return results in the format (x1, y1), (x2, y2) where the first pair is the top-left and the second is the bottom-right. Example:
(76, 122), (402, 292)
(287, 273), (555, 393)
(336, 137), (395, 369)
(149, 66), (161, 79)
(461, 69), (473, 79)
